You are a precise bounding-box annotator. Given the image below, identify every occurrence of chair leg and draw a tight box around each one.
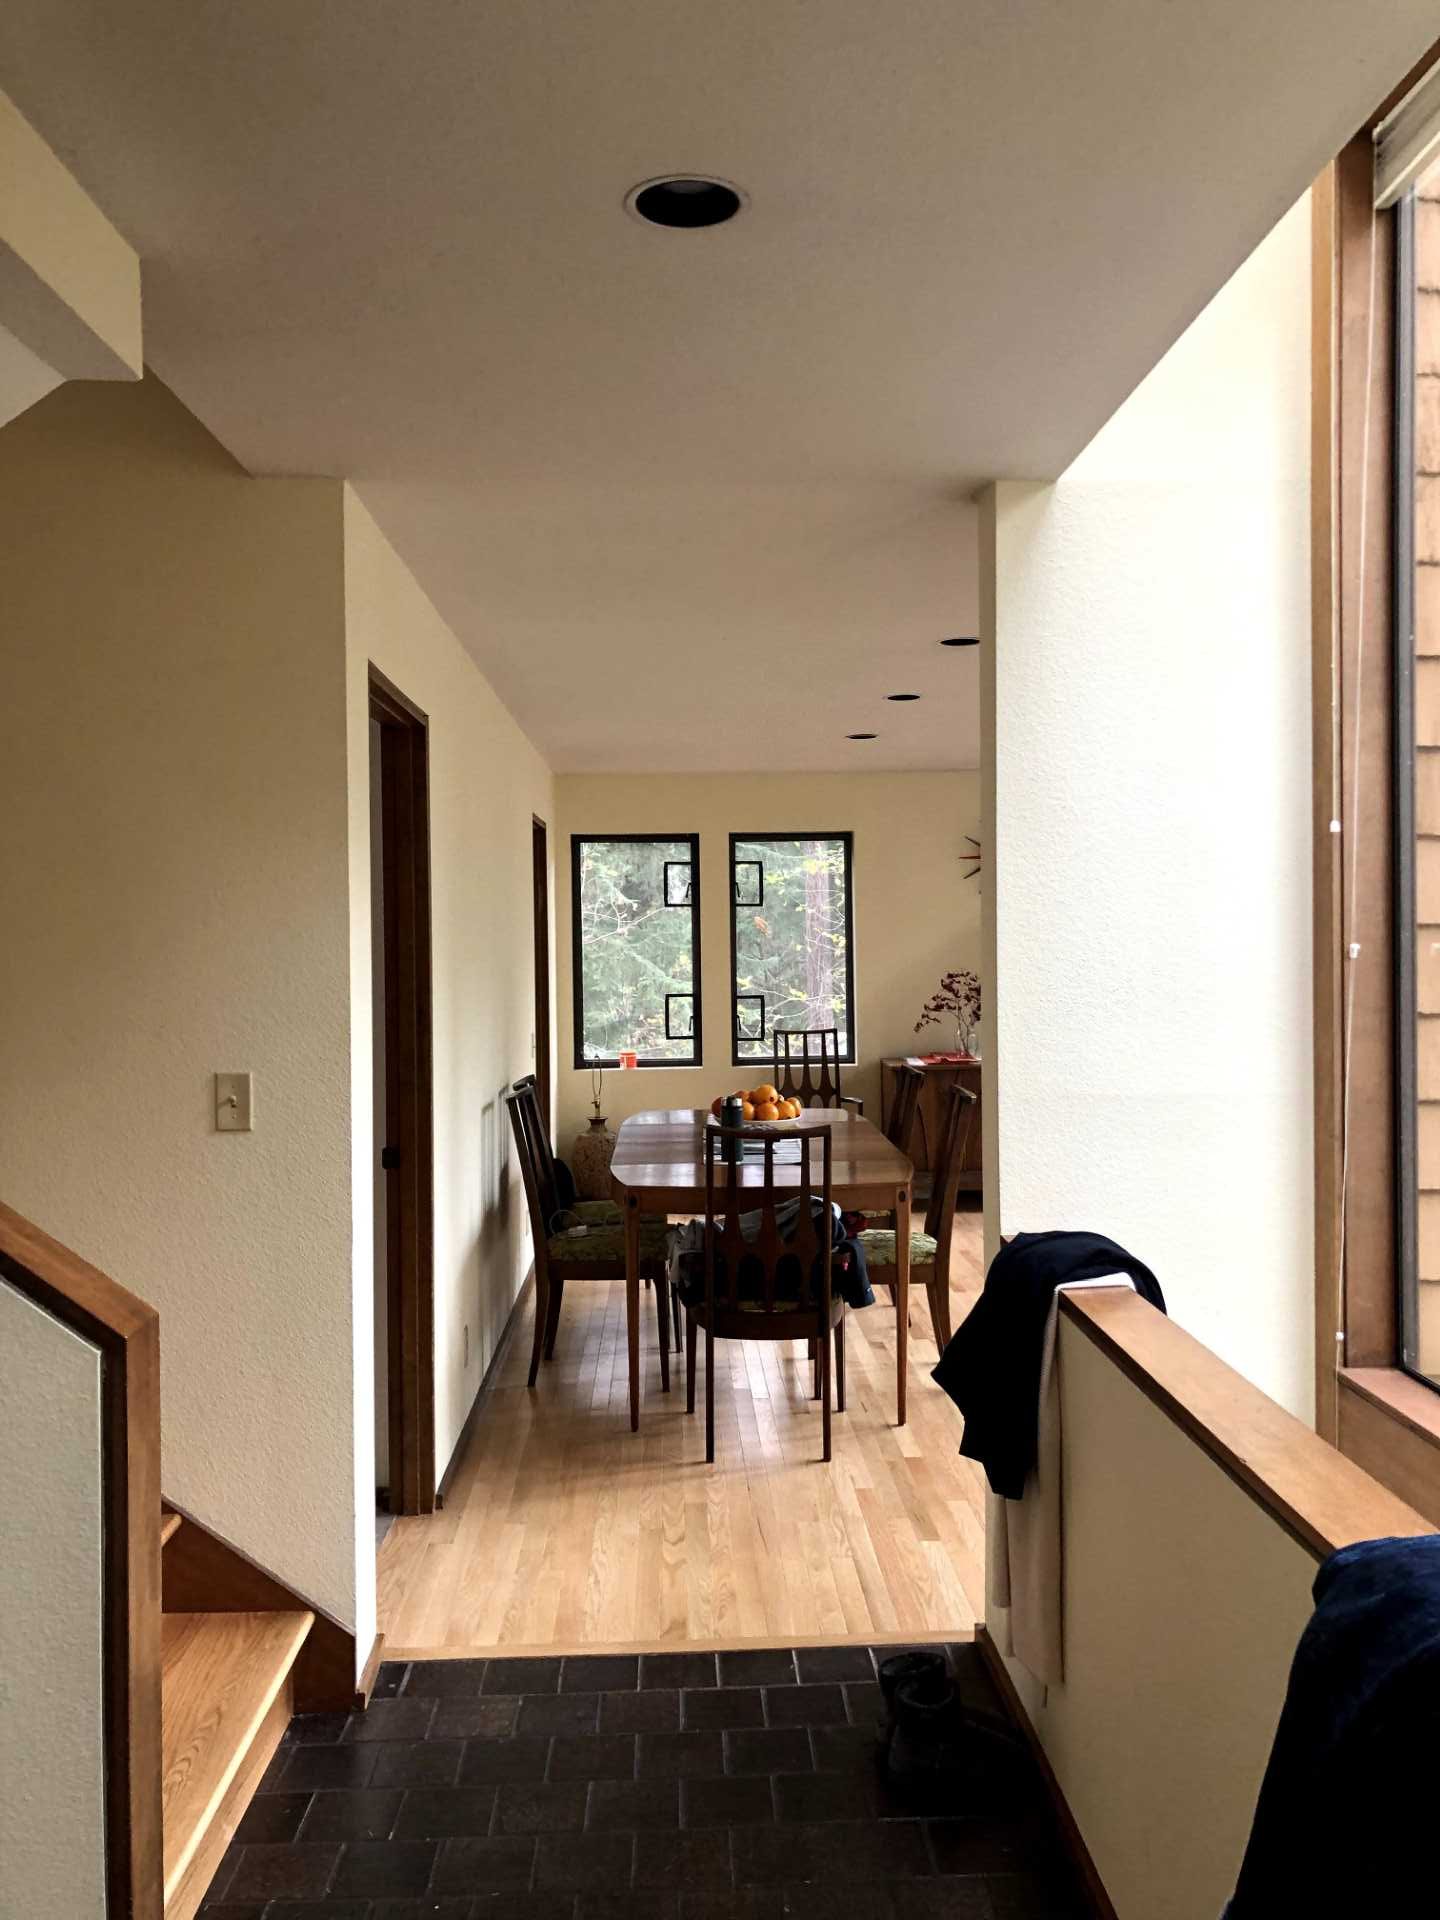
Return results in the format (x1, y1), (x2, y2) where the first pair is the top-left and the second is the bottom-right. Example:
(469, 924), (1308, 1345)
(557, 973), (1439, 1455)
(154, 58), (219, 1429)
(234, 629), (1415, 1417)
(926, 1276), (951, 1350)
(811, 1336), (820, 1400)
(527, 1266), (549, 1388)
(655, 1275), (671, 1394)
(542, 1274), (565, 1360)
(705, 1324), (716, 1464)
(820, 1318), (833, 1462)
(686, 1310), (698, 1414)
(671, 1281), (683, 1352)
(835, 1313), (846, 1414)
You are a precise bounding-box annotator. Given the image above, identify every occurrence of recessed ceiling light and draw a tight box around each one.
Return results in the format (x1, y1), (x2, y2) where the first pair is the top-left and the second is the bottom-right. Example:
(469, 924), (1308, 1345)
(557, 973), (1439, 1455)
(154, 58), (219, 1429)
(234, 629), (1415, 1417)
(626, 176), (745, 229)
(941, 635), (979, 647)
(886, 692), (921, 702)
(847, 732), (878, 740)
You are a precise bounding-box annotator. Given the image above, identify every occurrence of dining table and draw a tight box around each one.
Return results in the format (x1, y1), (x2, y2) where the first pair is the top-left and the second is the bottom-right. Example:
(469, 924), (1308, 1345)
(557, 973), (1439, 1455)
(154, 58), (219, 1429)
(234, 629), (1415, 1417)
(609, 1106), (915, 1433)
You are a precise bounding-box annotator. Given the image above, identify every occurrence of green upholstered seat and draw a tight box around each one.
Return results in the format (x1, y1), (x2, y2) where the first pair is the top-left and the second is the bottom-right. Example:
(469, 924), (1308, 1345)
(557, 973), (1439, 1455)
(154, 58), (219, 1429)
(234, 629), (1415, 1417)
(569, 1199), (622, 1225)
(855, 1227), (938, 1268)
(546, 1217), (671, 1264)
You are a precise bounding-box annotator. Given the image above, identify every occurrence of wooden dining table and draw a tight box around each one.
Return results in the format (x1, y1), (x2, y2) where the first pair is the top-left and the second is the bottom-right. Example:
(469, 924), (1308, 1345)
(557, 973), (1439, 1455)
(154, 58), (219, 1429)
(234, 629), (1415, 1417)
(609, 1107), (915, 1434)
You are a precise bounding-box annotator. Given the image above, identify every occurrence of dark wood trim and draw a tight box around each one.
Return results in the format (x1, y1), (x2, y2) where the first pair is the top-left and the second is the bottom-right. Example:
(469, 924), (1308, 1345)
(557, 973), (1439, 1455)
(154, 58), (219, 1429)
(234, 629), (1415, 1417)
(1060, 1290), (1431, 1559)
(0, 1200), (163, 1920)
(370, 666), (436, 1518)
(1337, 1369), (1440, 1525)
(160, 1500), (370, 1712)
(728, 831), (857, 1067)
(532, 817), (552, 1135)
(974, 1626), (1118, 1920)
(434, 1265), (535, 1508)
(569, 832), (703, 1069)
(1367, 35), (1440, 131)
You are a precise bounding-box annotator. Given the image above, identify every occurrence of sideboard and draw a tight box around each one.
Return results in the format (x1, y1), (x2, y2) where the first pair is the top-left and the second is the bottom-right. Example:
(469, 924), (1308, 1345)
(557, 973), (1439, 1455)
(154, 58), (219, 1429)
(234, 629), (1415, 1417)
(879, 1056), (982, 1193)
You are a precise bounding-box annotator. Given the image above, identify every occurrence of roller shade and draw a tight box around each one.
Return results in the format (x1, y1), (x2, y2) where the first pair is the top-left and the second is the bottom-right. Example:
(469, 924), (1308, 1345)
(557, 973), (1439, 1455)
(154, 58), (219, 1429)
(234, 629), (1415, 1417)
(1376, 60), (1440, 208)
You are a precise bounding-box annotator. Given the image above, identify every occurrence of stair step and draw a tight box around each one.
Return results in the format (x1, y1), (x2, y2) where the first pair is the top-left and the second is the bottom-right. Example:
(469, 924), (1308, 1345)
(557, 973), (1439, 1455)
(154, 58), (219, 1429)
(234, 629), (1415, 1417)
(161, 1609), (313, 1915)
(161, 1508), (181, 1548)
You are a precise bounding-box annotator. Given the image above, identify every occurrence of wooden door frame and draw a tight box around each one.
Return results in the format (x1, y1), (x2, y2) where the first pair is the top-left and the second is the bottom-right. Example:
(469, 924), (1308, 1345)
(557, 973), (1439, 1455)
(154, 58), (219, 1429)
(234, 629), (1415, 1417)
(532, 816), (552, 1136)
(370, 664), (436, 1516)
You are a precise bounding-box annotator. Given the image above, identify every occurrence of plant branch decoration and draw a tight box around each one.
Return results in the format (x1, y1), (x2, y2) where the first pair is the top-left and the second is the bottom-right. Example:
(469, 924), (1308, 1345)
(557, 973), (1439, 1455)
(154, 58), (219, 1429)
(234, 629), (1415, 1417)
(914, 969), (982, 1056)
(588, 1055), (605, 1120)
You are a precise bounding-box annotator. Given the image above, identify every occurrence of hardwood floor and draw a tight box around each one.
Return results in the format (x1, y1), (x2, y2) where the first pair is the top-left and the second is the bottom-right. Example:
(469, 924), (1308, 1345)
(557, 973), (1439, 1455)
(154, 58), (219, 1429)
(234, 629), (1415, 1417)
(378, 1207), (987, 1655)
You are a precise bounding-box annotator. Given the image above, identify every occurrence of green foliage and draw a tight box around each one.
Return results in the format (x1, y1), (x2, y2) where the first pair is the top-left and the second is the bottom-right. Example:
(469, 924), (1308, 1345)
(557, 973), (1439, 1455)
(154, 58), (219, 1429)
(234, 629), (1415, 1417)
(733, 837), (851, 1060)
(577, 839), (696, 1062)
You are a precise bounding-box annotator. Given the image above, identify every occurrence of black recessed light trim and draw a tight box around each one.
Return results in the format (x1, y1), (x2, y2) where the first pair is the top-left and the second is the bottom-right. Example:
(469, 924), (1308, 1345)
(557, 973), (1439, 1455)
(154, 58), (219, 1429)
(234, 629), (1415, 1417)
(627, 175), (744, 229)
(941, 635), (979, 647)
(886, 692), (921, 702)
(847, 732), (878, 740)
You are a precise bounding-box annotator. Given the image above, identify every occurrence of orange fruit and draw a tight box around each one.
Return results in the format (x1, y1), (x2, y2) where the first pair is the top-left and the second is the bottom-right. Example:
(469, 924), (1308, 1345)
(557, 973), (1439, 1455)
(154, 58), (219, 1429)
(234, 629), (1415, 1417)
(750, 1083), (780, 1105)
(741, 1100), (756, 1121)
(781, 1098), (802, 1120)
(710, 1096), (725, 1117)
(753, 1100), (780, 1122)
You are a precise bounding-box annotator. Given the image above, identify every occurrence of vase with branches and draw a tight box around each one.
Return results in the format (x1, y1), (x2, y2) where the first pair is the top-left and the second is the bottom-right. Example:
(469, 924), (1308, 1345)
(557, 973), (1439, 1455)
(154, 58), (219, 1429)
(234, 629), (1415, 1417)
(914, 969), (982, 1058)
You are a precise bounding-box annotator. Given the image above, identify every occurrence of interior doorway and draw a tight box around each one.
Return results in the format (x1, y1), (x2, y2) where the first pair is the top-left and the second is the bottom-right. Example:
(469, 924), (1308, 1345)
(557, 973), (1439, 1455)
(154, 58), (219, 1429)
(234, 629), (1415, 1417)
(532, 816), (552, 1136)
(370, 665), (436, 1518)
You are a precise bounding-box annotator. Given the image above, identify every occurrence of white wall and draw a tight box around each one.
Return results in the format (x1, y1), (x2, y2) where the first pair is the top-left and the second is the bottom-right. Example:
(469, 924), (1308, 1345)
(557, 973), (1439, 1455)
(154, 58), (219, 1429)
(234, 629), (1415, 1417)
(0, 377), (361, 1630)
(982, 195), (1314, 1417)
(345, 490), (555, 1507)
(553, 772), (982, 1142)
(0, 1282), (106, 1920)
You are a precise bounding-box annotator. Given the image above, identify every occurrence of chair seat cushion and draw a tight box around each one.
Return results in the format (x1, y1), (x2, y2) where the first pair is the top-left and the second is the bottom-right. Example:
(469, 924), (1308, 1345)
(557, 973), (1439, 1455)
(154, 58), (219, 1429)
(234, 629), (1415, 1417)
(855, 1227), (937, 1268)
(546, 1217), (671, 1264)
(569, 1199), (622, 1225)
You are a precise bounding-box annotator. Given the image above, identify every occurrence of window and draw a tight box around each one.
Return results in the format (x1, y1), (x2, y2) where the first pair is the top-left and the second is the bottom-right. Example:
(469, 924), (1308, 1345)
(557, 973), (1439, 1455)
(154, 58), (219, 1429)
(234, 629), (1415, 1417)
(571, 835), (701, 1067)
(1396, 158), (1440, 1387)
(729, 834), (855, 1065)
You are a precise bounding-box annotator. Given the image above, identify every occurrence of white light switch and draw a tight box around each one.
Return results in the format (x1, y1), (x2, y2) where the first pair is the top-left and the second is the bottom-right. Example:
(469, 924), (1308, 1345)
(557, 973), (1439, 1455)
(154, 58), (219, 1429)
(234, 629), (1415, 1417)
(215, 1072), (253, 1132)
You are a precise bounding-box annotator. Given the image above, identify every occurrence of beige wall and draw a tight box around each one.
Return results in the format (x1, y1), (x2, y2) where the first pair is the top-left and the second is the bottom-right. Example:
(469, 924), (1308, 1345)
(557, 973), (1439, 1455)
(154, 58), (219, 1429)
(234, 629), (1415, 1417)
(982, 195), (1315, 1416)
(1007, 1318), (1318, 1920)
(0, 377), (358, 1628)
(0, 1282), (106, 1920)
(345, 492), (555, 1500)
(554, 771), (980, 1143)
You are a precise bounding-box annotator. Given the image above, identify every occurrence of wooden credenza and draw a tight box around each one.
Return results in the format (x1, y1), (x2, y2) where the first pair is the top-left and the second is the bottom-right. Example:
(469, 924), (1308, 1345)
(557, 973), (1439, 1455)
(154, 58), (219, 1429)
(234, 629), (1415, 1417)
(880, 1057), (982, 1192)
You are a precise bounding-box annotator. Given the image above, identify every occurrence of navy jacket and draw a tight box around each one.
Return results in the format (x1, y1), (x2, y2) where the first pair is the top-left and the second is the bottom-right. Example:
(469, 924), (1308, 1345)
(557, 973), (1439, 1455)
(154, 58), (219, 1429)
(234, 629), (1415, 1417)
(1229, 1532), (1440, 1916)
(931, 1229), (1164, 1498)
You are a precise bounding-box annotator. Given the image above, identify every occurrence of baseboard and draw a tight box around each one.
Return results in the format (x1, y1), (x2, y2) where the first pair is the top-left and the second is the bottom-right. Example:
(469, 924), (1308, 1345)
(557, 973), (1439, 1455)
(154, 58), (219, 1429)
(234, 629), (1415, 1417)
(975, 1624), (1117, 1920)
(355, 1631), (386, 1708)
(163, 1501), (361, 1713)
(435, 1263), (535, 1508)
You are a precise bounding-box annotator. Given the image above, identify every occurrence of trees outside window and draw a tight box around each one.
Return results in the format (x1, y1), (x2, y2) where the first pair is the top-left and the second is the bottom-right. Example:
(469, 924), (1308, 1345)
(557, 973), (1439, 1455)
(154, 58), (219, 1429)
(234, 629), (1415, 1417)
(730, 834), (854, 1064)
(571, 835), (701, 1066)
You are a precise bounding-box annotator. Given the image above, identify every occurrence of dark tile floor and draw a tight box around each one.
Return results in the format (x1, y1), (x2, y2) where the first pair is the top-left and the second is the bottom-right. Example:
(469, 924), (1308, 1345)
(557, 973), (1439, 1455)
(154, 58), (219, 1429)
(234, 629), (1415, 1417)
(200, 1644), (1085, 1920)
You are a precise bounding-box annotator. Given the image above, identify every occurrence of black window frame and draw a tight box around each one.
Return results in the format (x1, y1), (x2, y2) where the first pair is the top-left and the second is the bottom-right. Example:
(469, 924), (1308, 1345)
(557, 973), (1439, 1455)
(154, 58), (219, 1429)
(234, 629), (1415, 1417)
(570, 832), (703, 1070)
(728, 831), (856, 1069)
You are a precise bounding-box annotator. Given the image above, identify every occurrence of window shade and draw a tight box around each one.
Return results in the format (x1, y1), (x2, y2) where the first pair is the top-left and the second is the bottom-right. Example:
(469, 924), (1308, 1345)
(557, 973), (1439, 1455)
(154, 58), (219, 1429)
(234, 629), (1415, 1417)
(1376, 60), (1440, 208)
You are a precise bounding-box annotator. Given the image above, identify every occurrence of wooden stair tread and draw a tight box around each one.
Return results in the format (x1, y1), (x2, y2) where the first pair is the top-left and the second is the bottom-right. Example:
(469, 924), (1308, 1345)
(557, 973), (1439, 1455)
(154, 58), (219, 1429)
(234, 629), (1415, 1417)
(161, 1509), (182, 1547)
(161, 1609), (313, 1903)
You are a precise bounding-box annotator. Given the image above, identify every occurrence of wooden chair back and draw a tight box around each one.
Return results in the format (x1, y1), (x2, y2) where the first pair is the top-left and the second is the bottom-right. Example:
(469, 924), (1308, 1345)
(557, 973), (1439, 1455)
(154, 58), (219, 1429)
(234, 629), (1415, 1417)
(886, 1063), (925, 1155)
(922, 1081), (979, 1255)
(703, 1125), (834, 1318)
(772, 1028), (845, 1109)
(505, 1081), (558, 1242)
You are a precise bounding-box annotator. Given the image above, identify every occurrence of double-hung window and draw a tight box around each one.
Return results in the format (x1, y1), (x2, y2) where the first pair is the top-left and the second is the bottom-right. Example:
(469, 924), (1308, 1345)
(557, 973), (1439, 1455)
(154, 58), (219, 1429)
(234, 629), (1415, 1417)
(571, 835), (701, 1067)
(729, 834), (855, 1065)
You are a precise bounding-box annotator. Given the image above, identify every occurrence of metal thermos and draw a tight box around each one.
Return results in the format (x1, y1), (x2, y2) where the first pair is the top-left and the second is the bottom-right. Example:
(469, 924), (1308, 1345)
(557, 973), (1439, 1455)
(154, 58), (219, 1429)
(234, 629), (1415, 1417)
(721, 1094), (744, 1166)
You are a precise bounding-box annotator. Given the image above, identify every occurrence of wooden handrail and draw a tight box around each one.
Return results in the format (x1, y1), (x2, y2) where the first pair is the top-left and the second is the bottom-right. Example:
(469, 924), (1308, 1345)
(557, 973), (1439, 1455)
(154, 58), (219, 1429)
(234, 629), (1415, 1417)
(0, 1200), (163, 1919)
(1061, 1289), (1433, 1560)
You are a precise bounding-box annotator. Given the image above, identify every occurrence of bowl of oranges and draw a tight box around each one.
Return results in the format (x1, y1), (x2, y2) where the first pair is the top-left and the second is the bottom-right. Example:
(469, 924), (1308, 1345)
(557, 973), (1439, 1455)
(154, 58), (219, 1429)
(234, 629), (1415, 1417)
(708, 1084), (805, 1125)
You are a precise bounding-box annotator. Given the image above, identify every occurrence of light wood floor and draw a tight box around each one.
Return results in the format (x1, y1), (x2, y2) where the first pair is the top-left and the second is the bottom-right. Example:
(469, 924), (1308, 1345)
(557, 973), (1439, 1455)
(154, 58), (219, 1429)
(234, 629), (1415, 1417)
(378, 1208), (987, 1655)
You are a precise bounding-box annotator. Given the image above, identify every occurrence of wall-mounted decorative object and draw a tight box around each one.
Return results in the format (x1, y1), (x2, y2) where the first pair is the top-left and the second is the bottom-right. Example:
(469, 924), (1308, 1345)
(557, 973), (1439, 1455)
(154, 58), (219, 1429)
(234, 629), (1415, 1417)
(572, 1056), (616, 1198)
(914, 968), (982, 1059)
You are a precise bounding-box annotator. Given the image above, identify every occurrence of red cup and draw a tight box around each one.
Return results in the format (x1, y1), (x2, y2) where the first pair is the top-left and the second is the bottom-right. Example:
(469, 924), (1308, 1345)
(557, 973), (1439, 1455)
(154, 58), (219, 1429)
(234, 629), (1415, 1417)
(618, 1050), (638, 1070)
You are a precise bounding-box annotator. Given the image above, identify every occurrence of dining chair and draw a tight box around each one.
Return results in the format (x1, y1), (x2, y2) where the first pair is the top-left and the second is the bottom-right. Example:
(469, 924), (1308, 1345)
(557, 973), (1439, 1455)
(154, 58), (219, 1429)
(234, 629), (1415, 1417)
(504, 1082), (673, 1392)
(857, 1080), (978, 1351)
(681, 1124), (844, 1463)
(771, 1027), (864, 1115)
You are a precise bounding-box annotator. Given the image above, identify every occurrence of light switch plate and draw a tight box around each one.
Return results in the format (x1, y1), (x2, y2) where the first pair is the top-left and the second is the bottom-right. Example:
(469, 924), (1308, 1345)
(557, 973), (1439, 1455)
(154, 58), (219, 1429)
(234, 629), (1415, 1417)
(215, 1071), (253, 1132)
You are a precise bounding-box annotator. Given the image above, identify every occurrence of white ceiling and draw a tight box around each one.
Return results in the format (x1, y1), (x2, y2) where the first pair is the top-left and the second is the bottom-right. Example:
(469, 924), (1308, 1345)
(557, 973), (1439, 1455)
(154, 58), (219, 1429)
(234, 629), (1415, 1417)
(0, 2), (1434, 771)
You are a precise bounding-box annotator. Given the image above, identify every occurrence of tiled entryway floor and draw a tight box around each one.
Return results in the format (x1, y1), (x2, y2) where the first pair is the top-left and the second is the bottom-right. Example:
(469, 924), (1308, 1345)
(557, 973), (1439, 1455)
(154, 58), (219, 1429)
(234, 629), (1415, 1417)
(200, 1644), (1085, 1919)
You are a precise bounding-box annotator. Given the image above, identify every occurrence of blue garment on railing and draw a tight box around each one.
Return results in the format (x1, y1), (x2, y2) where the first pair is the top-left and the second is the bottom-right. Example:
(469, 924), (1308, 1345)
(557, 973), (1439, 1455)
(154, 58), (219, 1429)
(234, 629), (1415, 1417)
(930, 1229), (1164, 1497)
(1227, 1532), (1440, 1917)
